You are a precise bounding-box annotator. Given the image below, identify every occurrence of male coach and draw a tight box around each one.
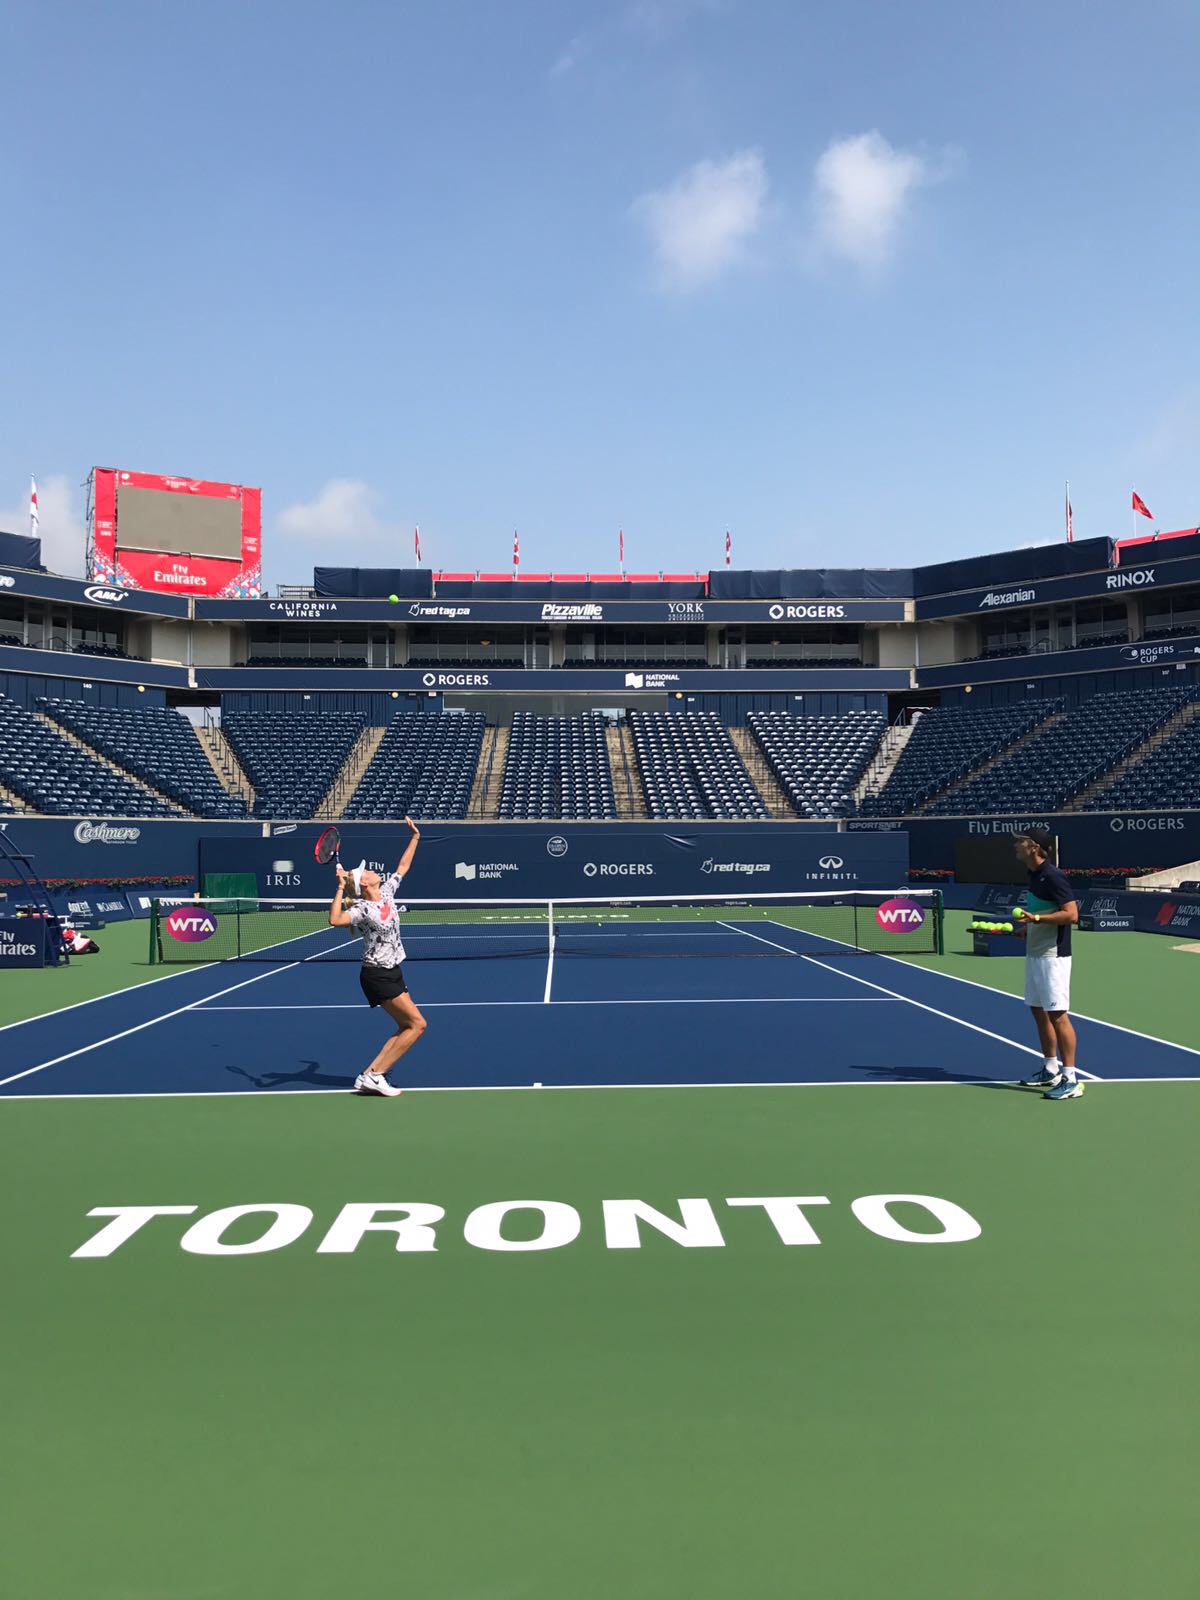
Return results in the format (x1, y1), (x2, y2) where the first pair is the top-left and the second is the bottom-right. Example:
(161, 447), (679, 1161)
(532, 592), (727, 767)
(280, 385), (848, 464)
(1014, 828), (1084, 1100)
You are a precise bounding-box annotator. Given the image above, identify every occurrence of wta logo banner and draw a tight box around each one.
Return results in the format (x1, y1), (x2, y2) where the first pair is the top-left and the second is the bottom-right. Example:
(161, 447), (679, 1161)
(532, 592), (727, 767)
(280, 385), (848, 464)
(165, 907), (218, 942)
(873, 897), (927, 933)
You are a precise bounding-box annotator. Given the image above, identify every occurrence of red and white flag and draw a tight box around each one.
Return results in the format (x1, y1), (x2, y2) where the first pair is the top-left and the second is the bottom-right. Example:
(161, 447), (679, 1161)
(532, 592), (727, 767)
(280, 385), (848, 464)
(513, 528), (520, 569)
(1132, 491), (1153, 520)
(724, 528), (732, 566)
(1065, 485), (1073, 544)
(29, 476), (39, 536)
(619, 528), (624, 567)
(414, 526), (422, 563)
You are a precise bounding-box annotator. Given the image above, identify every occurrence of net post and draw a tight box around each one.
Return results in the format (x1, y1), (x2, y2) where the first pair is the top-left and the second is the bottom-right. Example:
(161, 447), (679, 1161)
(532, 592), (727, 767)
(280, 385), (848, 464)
(934, 890), (945, 955)
(548, 899), (555, 955)
(148, 899), (159, 965)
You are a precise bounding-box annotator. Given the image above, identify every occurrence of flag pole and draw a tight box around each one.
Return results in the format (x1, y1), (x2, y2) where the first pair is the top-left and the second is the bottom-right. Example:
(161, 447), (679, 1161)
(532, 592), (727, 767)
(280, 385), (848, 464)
(1064, 481), (1071, 544)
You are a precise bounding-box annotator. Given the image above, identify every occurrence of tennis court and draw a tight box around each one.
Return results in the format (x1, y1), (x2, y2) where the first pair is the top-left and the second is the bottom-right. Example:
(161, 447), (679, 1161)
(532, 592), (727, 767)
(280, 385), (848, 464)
(1, 902), (1197, 1598)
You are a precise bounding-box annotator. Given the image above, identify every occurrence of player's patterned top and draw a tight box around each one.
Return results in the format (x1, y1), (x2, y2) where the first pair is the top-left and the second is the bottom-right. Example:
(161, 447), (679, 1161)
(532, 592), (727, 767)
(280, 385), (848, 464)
(1026, 860), (1075, 958)
(348, 873), (407, 967)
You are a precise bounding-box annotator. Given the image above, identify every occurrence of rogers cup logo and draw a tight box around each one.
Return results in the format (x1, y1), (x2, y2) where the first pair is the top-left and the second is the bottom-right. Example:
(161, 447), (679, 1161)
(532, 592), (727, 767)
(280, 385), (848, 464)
(874, 897), (927, 932)
(546, 836), (568, 858)
(164, 907), (218, 942)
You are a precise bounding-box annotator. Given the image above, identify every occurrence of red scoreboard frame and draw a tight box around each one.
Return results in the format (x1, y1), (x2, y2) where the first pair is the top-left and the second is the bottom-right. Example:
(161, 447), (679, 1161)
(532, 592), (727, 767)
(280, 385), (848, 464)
(90, 467), (262, 598)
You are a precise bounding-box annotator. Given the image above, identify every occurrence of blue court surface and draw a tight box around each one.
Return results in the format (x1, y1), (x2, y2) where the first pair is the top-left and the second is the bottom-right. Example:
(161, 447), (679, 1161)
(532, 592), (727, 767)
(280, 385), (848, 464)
(1, 918), (1197, 1098)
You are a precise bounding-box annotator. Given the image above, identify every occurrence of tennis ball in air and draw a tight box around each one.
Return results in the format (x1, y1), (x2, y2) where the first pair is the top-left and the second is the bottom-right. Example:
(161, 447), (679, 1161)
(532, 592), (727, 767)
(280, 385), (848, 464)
(389, 593), (399, 603)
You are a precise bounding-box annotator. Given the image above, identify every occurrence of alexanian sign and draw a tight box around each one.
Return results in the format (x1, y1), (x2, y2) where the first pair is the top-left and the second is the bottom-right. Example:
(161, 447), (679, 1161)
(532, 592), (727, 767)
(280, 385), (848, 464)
(70, 1193), (983, 1257)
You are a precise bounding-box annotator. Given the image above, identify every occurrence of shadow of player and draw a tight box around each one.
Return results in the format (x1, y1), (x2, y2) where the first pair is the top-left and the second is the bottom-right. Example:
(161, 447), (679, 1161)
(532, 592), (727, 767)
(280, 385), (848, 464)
(224, 1058), (349, 1091)
(849, 1061), (1026, 1090)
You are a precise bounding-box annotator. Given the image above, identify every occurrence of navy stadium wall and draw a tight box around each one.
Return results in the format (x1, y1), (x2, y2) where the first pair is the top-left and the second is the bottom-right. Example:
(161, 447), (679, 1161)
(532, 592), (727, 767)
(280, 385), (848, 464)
(202, 823), (909, 902)
(847, 811), (1200, 875)
(0, 531), (42, 568)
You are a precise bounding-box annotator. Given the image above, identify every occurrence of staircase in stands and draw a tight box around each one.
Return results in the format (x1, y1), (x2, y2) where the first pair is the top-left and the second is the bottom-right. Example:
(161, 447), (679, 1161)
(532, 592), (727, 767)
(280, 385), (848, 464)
(1067, 699), (1200, 809)
(317, 726), (387, 820)
(606, 724), (647, 818)
(913, 707), (1067, 813)
(196, 722), (255, 809)
(727, 726), (793, 817)
(34, 711), (189, 815)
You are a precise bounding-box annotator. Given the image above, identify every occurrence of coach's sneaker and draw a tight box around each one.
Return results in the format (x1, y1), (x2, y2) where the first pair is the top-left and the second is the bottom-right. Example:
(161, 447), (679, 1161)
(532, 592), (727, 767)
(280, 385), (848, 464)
(1044, 1077), (1084, 1100)
(1020, 1067), (1062, 1089)
(356, 1071), (403, 1098)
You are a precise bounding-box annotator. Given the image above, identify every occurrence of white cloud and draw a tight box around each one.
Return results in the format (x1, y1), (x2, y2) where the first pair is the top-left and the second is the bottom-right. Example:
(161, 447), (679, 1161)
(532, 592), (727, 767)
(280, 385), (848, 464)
(276, 479), (382, 544)
(0, 474), (87, 576)
(627, 0), (723, 40)
(810, 131), (953, 272)
(631, 150), (767, 290)
(550, 34), (590, 78)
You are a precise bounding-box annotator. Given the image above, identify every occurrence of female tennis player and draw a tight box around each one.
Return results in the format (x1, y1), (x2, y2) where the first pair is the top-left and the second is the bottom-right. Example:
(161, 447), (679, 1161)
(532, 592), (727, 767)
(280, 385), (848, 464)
(328, 816), (427, 1097)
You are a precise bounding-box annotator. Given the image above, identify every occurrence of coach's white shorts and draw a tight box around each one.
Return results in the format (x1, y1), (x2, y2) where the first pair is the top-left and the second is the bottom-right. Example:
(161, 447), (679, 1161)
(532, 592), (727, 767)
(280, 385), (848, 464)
(1025, 953), (1072, 1011)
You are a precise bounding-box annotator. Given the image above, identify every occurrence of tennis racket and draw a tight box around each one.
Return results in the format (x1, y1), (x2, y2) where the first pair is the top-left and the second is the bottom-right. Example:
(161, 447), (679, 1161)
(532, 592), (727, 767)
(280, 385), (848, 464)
(314, 825), (342, 867)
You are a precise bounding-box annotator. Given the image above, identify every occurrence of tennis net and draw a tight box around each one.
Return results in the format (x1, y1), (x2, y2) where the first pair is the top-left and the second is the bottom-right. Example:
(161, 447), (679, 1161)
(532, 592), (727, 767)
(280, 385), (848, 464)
(150, 890), (943, 964)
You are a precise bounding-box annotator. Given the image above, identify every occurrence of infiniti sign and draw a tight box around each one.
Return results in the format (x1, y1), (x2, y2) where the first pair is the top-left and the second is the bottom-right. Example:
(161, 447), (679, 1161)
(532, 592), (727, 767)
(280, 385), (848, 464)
(818, 855), (844, 869)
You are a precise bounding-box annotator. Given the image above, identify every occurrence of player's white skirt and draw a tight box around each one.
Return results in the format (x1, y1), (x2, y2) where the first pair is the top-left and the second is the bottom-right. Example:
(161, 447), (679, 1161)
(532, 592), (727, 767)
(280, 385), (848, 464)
(1024, 953), (1072, 1011)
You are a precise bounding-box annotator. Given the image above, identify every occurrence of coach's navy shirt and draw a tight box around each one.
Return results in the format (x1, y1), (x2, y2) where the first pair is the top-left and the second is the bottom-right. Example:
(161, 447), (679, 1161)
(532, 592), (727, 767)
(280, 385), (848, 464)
(1026, 861), (1075, 957)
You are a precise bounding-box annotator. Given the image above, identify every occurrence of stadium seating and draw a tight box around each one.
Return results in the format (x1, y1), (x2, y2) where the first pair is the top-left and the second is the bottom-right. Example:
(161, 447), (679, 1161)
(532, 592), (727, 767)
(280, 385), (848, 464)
(343, 710), (485, 821)
(407, 656), (524, 669)
(860, 701), (1061, 816)
(1081, 705), (1200, 810)
(924, 687), (1194, 815)
(747, 711), (885, 818)
(630, 711), (767, 819)
(37, 699), (247, 819)
(744, 655), (863, 668)
(497, 713), (616, 819)
(245, 655), (367, 669)
(561, 657), (702, 670)
(223, 712), (366, 819)
(0, 691), (179, 817)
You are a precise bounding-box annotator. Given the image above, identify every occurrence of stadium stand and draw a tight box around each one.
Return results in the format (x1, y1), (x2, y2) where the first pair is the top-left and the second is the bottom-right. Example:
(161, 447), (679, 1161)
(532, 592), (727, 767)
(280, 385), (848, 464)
(407, 656), (524, 669)
(0, 691), (179, 817)
(859, 701), (1061, 817)
(37, 699), (247, 819)
(343, 710), (485, 821)
(223, 712), (366, 820)
(630, 710), (767, 819)
(1081, 703), (1200, 811)
(245, 655), (367, 669)
(924, 687), (1194, 815)
(497, 712), (616, 819)
(747, 710), (885, 818)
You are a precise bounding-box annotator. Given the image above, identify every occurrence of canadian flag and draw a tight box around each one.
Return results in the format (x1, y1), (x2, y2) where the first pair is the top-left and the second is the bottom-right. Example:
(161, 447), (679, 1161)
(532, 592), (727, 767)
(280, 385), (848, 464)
(29, 476), (39, 535)
(1132, 491), (1153, 520)
(619, 527), (624, 566)
(414, 526), (422, 563)
(725, 528), (732, 566)
(513, 529), (520, 569)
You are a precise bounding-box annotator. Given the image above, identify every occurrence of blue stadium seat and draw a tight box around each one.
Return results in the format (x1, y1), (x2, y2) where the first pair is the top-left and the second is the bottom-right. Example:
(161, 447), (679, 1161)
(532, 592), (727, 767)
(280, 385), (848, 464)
(497, 713), (616, 819)
(343, 711), (485, 820)
(630, 711), (766, 820)
(747, 711), (885, 818)
(223, 712), (367, 819)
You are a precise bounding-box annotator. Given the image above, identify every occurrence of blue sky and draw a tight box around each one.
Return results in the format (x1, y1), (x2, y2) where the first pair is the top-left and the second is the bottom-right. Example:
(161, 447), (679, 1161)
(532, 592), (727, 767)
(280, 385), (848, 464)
(2, 0), (1197, 584)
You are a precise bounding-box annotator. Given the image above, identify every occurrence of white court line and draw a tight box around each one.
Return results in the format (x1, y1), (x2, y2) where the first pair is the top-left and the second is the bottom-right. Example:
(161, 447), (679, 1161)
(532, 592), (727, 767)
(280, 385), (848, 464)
(193, 996), (899, 1010)
(4, 1076), (1193, 1102)
(754, 919), (1107, 1082)
(0, 936), (359, 1090)
(722, 917), (1056, 1067)
(543, 935), (555, 1004)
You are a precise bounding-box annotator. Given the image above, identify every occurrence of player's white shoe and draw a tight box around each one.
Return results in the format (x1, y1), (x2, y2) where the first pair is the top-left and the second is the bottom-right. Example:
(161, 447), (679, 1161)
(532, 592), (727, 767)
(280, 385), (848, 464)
(355, 1071), (403, 1097)
(1020, 1067), (1062, 1089)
